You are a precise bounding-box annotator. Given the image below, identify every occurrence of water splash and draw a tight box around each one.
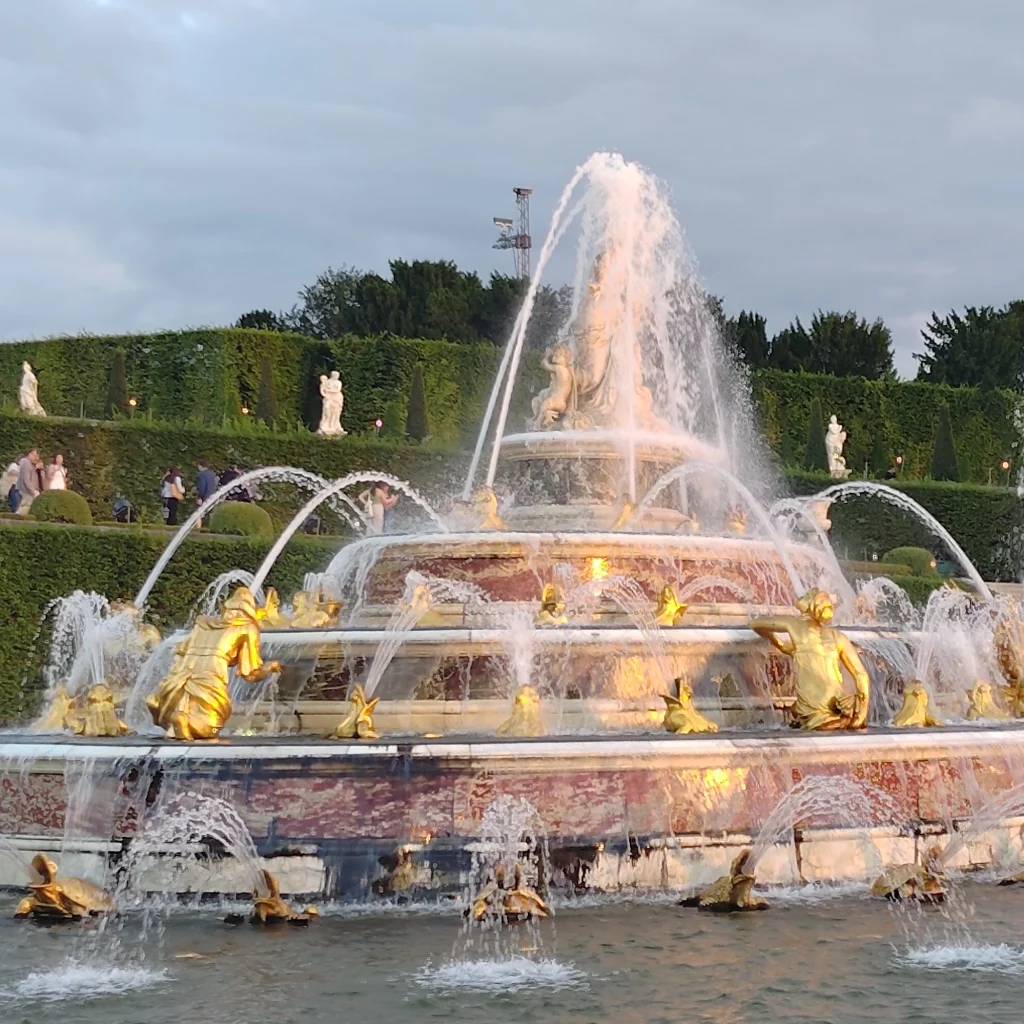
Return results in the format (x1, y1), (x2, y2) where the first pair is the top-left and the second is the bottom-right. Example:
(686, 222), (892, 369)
(0, 960), (170, 1004)
(412, 957), (587, 993)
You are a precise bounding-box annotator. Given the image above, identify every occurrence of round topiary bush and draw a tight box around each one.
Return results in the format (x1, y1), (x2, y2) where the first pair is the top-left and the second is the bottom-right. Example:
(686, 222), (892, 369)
(882, 546), (938, 577)
(30, 490), (93, 526)
(208, 501), (275, 540)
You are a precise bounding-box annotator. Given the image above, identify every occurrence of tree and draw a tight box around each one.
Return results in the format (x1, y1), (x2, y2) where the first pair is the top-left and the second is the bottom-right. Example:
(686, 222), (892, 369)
(255, 353), (279, 427)
(803, 397), (829, 472)
(930, 404), (960, 481)
(726, 311), (769, 368)
(104, 349), (130, 417)
(869, 429), (889, 477)
(405, 364), (429, 441)
(236, 309), (286, 332)
(915, 302), (1024, 389)
(768, 311), (894, 379)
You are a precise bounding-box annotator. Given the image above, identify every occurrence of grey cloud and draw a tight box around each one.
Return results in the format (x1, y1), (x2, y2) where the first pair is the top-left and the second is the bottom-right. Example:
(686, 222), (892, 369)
(2, 0), (1024, 379)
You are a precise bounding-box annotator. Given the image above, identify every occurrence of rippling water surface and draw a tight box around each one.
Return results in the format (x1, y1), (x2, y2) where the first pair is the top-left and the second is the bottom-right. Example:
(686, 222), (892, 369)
(4, 884), (1024, 1023)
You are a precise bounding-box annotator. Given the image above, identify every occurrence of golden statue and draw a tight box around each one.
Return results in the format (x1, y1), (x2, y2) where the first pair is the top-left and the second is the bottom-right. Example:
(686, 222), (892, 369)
(109, 600), (162, 650)
(663, 678), (718, 735)
(725, 507), (748, 534)
(496, 685), (545, 737)
(470, 486), (506, 531)
(966, 679), (1010, 721)
(250, 870), (318, 925)
(610, 493), (635, 530)
(536, 583), (568, 625)
(749, 589), (870, 731)
(995, 607), (1024, 716)
(373, 847), (418, 896)
(892, 680), (943, 728)
(259, 588), (293, 627)
(654, 585), (687, 627)
(679, 849), (768, 912)
(291, 590), (343, 629)
(66, 683), (132, 737)
(14, 853), (115, 921)
(34, 683), (75, 732)
(331, 684), (380, 739)
(146, 586), (281, 741)
(871, 846), (947, 903)
(470, 863), (551, 923)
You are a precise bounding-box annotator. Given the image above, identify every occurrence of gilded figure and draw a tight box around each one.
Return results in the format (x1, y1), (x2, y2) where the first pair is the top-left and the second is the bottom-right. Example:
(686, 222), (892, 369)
(995, 607), (1024, 716)
(65, 683), (132, 737)
(470, 486), (506, 531)
(871, 846), (947, 902)
(966, 679), (1010, 721)
(496, 685), (545, 737)
(332, 684), (380, 739)
(146, 586), (281, 741)
(892, 680), (944, 728)
(654, 585), (687, 627)
(679, 849), (768, 912)
(610, 493), (635, 530)
(470, 863), (551, 923)
(14, 853), (115, 921)
(663, 678), (718, 735)
(536, 583), (568, 625)
(749, 589), (870, 731)
(725, 507), (748, 534)
(249, 870), (318, 925)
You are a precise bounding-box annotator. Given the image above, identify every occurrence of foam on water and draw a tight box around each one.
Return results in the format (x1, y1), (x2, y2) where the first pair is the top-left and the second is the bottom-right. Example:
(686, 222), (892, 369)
(0, 959), (170, 1003)
(413, 956), (588, 993)
(895, 943), (1024, 973)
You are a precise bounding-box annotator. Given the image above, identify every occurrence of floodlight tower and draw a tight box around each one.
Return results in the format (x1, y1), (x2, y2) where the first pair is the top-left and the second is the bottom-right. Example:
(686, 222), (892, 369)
(492, 187), (532, 280)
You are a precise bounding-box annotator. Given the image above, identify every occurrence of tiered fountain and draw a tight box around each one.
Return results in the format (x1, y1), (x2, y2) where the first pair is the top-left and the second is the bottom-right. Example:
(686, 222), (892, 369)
(2, 153), (1024, 908)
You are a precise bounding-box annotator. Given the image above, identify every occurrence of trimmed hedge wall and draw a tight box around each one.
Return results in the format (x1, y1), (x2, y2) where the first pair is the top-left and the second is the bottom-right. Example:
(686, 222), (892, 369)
(753, 369), (1022, 483)
(786, 470), (1023, 581)
(0, 523), (335, 723)
(0, 413), (469, 526)
(0, 330), (504, 444)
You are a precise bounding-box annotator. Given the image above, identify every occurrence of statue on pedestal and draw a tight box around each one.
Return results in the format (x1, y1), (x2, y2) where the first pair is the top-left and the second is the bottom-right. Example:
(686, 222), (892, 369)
(529, 344), (575, 429)
(317, 370), (346, 436)
(826, 415), (851, 479)
(18, 362), (45, 417)
(749, 589), (870, 730)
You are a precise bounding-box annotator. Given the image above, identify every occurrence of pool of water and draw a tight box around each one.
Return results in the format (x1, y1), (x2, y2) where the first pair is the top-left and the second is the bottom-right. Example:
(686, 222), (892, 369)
(4, 883), (1024, 1023)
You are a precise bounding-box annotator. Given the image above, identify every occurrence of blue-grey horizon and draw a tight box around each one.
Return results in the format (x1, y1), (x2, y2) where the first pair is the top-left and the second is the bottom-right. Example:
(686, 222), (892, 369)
(3, 0), (1023, 378)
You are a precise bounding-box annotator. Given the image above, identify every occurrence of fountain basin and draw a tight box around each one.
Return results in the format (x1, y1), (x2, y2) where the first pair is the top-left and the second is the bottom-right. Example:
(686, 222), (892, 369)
(4, 728), (1024, 899)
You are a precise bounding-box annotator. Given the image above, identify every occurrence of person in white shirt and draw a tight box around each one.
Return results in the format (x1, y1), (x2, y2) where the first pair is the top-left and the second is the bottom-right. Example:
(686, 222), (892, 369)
(45, 453), (68, 490)
(161, 466), (185, 526)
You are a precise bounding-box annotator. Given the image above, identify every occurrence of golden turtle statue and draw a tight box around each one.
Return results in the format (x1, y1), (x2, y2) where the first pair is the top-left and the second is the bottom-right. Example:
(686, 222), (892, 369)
(871, 846), (947, 903)
(332, 684), (380, 739)
(470, 863), (551, 923)
(14, 853), (115, 921)
(892, 680), (944, 728)
(679, 849), (768, 912)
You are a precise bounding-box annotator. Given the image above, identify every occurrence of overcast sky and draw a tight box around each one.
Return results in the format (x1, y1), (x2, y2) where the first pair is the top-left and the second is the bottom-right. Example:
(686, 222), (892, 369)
(2, 0), (1023, 376)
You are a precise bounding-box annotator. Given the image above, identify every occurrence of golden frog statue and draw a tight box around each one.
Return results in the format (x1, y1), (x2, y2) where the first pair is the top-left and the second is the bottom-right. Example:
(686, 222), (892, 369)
(249, 869), (318, 925)
(663, 678), (718, 735)
(892, 679), (944, 728)
(470, 863), (551, 923)
(14, 853), (115, 921)
(332, 684), (380, 739)
(146, 586), (282, 740)
(966, 679), (1010, 721)
(496, 685), (545, 737)
(654, 585), (687, 627)
(536, 583), (567, 625)
(680, 849), (768, 912)
(750, 589), (870, 731)
(871, 846), (947, 903)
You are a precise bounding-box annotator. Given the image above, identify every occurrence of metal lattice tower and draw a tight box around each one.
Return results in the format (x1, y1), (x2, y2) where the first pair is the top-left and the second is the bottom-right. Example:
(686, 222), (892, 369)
(492, 187), (532, 280)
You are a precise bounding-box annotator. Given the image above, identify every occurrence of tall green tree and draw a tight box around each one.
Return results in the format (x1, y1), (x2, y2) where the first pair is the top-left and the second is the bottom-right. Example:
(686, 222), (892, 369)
(104, 349), (130, 417)
(915, 302), (1024, 389)
(405, 364), (429, 441)
(727, 311), (769, 368)
(869, 429), (889, 477)
(930, 404), (961, 481)
(236, 309), (286, 332)
(255, 353), (279, 427)
(803, 397), (829, 472)
(769, 311), (894, 379)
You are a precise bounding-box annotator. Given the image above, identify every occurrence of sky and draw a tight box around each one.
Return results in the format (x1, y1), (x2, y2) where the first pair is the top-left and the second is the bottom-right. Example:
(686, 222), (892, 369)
(2, 0), (1024, 377)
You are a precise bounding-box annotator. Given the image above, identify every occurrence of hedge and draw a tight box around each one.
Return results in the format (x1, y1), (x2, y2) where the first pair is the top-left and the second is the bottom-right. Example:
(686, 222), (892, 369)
(0, 412), (469, 526)
(786, 471), (1023, 581)
(209, 501), (275, 540)
(0, 329), (507, 444)
(30, 490), (93, 525)
(0, 523), (335, 723)
(753, 369), (1022, 483)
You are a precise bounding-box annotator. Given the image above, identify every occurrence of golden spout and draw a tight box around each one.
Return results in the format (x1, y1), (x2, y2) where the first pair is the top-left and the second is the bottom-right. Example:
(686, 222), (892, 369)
(680, 849), (768, 912)
(14, 853), (115, 921)
(892, 680), (943, 728)
(654, 585), (687, 627)
(496, 685), (546, 737)
(966, 679), (1011, 721)
(663, 678), (718, 735)
(248, 869), (317, 925)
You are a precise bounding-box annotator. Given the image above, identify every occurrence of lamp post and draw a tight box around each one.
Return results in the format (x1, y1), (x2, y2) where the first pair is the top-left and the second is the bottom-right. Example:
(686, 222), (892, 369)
(374, 418), (383, 439)
(895, 454), (903, 479)
(240, 406), (249, 416)
(1003, 459), (1011, 487)
(128, 396), (137, 420)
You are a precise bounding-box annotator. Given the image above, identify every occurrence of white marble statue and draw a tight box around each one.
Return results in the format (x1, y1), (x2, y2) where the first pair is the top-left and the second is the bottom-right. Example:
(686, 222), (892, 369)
(317, 370), (346, 436)
(18, 361), (45, 417)
(826, 414), (851, 479)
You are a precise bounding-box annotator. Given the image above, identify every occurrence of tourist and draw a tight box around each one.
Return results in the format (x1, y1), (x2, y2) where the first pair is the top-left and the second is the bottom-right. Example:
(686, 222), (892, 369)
(195, 459), (218, 526)
(161, 465), (185, 526)
(45, 453), (68, 490)
(15, 449), (41, 516)
(0, 461), (19, 510)
(219, 462), (249, 501)
(358, 481), (398, 535)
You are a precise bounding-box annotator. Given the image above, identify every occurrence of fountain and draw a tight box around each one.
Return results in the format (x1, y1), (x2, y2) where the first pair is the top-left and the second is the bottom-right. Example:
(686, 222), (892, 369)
(3, 151), (1024, 909)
